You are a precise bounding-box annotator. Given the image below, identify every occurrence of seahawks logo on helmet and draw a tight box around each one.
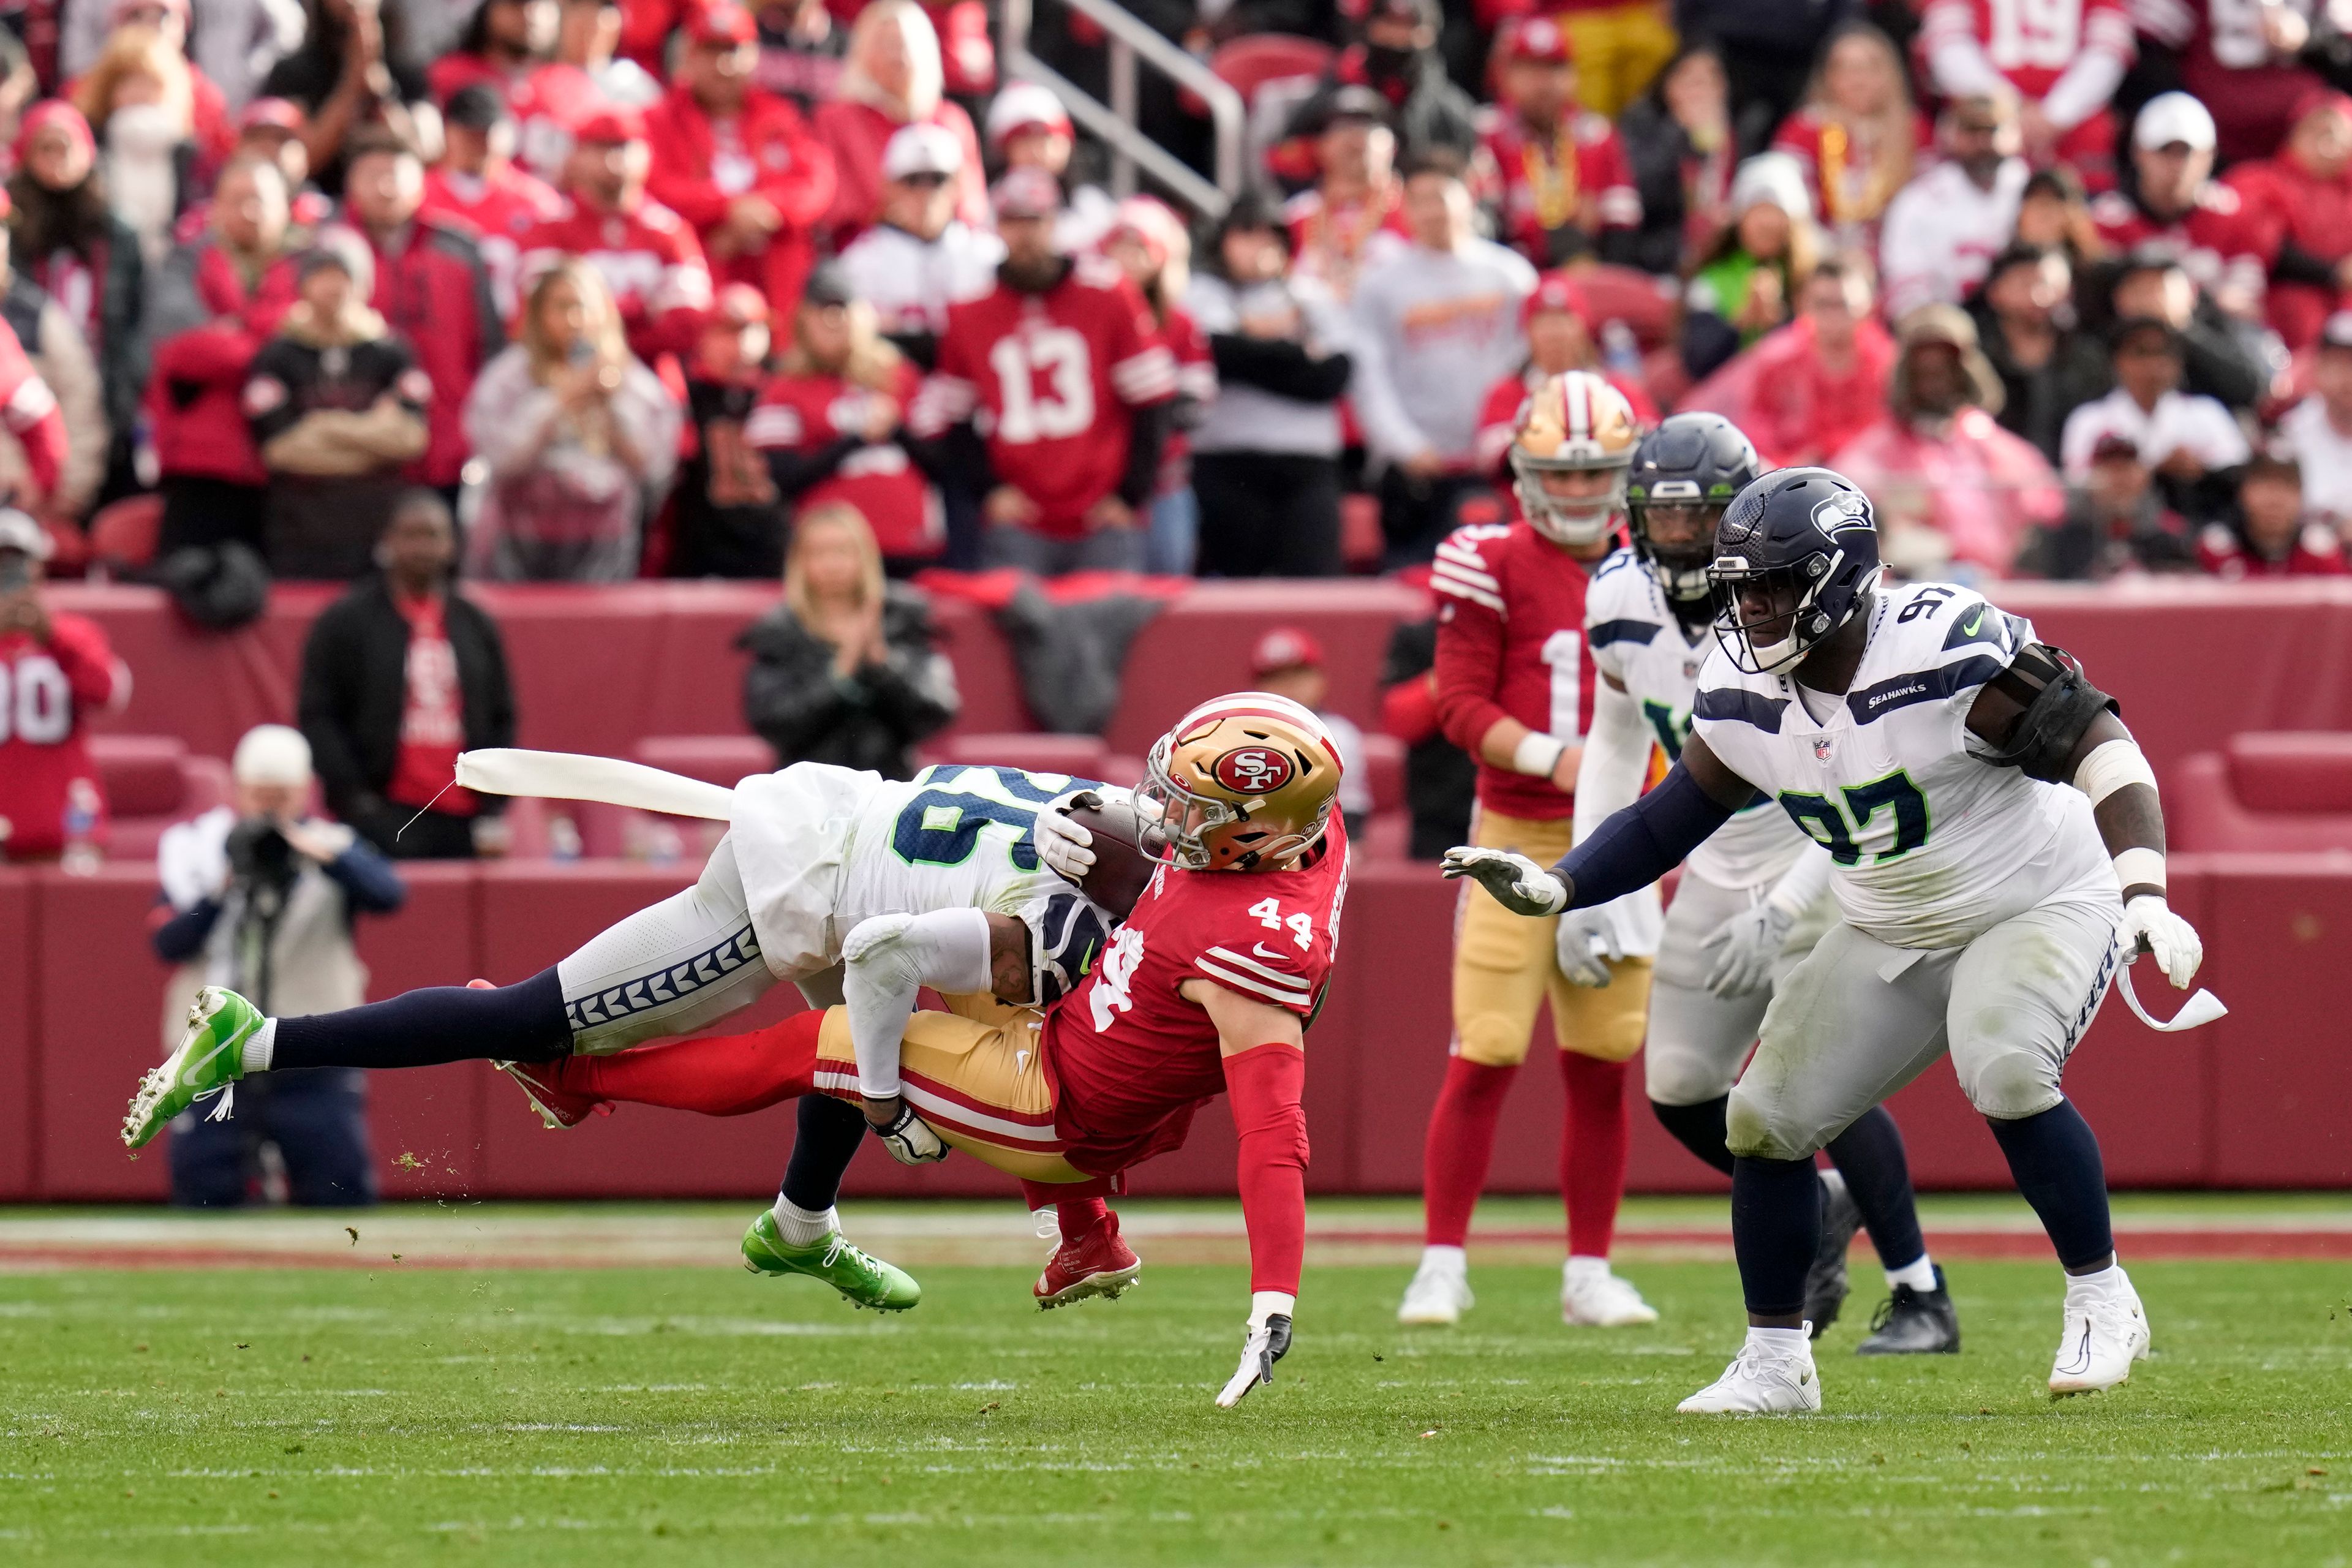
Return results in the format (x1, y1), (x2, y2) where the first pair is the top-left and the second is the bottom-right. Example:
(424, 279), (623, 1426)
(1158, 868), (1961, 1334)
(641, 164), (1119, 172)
(1810, 491), (1874, 537)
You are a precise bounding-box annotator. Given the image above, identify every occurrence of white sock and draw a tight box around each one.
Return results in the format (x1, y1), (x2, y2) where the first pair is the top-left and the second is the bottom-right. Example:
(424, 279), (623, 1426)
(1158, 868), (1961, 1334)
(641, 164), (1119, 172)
(1819, 1167), (1849, 1202)
(1885, 1254), (1939, 1294)
(1745, 1324), (1812, 1357)
(2065, 1261), (2128, 1300)
(1419, 1243), (1467, 1274)
(772, 1197), (837, 1246)
(1564, 1254), (1612, 1286)
(240, 1018), (277, 1075)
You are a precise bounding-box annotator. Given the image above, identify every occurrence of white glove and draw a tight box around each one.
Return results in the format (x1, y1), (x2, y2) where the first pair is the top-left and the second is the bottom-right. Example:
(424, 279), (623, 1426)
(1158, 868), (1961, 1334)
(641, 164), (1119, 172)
(1214, 1294), (1295, 1408)
(1440, 846), (1568, 916)
(1553, 907), (1621, 987)
(2122, 894), (2203, 989)
(868, 1099), (949, 1165)
(1033, 790), (1102, 883)
(1701, 899), (1796, 998)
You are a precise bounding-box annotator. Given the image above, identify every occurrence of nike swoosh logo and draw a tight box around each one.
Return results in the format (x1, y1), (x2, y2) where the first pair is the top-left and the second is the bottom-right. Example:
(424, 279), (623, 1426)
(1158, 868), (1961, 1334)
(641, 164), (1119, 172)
(1960, 608), (1985, 636)
(1016, 1050), (1031, 1072)
(179, 1038), (233, 1088)
(1253, 943), (1291, 960)
(2055, 1317), (2092, 1375)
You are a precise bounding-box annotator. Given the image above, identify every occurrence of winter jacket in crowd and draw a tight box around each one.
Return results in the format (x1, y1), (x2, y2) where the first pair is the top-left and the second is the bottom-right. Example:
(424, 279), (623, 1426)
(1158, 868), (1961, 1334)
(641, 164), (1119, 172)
(738, 582), (958, 778)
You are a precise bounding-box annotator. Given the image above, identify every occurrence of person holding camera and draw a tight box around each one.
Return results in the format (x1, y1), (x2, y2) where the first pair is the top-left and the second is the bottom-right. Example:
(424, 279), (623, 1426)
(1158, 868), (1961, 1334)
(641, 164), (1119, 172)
(0, 509), (127, 864)
(151, 723), (404, 1208)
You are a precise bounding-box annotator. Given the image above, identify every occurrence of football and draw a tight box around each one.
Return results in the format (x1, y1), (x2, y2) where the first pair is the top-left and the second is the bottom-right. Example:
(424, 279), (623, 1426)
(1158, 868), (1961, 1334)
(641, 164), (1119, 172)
(1063, 793), (1163, 918)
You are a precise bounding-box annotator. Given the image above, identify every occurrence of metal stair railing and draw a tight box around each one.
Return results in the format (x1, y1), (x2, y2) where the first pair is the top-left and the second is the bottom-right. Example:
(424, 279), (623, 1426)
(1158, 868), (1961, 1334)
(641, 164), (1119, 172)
(998, 0), (1246, 218)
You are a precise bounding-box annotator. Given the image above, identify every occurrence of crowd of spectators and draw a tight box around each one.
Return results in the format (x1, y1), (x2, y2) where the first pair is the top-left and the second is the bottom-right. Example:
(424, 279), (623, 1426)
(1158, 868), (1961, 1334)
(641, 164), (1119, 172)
(9, 0), (2352, 875)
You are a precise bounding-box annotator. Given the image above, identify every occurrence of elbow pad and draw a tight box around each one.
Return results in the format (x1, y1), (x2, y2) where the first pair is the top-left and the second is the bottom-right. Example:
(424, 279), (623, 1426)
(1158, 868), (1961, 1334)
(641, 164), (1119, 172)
(1981, 644), (2119, 783)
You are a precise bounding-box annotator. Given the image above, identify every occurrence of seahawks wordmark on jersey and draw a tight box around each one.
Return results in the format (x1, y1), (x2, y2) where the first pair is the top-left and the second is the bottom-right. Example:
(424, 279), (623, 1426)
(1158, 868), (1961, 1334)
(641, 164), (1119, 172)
(1585, 548), (1811, 892)
(1690, 581), (2113, 950)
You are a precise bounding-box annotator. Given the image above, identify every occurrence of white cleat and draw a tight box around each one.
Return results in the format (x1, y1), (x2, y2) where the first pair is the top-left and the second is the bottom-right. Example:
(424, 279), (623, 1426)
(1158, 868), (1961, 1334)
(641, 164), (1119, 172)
(1678, 1331), (1822, 1414)
(1561, 1259), (1659, 1326)
(1396, 1249), (1473, 1325)
(2048, 1273), (2151, 1395)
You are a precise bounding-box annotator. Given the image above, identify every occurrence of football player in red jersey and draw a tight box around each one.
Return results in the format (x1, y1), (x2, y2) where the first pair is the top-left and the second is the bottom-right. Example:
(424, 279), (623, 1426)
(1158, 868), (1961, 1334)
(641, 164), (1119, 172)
(1401, 369), (1660, 1331)
(907, 167), (1175, 574)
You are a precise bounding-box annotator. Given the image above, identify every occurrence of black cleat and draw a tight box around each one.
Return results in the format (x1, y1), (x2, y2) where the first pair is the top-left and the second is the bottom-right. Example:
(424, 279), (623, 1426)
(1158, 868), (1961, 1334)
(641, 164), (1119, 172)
(1856, 1265), (1961, 1355)
(1803, 1174), (1863, 1340)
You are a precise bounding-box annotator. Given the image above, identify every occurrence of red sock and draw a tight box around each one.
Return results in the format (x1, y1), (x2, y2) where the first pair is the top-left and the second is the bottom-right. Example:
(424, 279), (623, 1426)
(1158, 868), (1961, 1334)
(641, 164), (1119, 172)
(1420, 1057), (1518, 1248)
(1561, 1051), (1632, 1259)
(1019, 1178), (1117, 1245)
(554, 1011), (823, 1116)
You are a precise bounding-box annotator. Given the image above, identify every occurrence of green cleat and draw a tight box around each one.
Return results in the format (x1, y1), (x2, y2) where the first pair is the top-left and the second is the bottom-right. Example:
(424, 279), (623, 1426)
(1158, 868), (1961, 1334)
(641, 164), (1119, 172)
(122, 987), (265, 1150)
(741, 1210), (921, 1311)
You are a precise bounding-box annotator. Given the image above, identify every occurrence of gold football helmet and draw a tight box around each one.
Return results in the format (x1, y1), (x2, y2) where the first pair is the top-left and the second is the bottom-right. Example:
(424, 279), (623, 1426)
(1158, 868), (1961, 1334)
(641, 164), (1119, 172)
(1509, 369), (1640, 546)
(1137, 692), (1343, 872)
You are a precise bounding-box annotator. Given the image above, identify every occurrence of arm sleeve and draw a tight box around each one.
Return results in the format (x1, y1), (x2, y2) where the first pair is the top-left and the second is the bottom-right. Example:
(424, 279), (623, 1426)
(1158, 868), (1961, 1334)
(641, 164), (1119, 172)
(1924, 34), (2010, 99)
(2039, 48), (2128, 131)
(1222, 1042), (1308, 1297)
(320, 837), (407, 914)
(1572, 677), (1653, 845)
(842, 907), (993, 1098)
(1554, 763), (1743, 906)
(1430, 593), (1512, 759)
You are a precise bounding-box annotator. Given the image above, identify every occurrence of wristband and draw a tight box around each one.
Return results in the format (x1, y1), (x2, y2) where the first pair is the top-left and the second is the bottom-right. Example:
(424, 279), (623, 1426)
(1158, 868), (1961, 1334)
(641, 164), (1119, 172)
(2113, 847), (2165, 895)
(1512, 731), (1567, 778)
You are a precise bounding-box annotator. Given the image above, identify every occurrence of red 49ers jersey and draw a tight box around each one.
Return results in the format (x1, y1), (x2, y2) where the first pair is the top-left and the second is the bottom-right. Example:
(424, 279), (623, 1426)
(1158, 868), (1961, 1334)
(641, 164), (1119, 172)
(1042, 813), (1349, 1178)
(744, 360), (941, 559)
(518, 200), (714, 360)
(910, 257), (1175, 538)
(421, 164), (565, 320)
(1919, 0), (2135, 100)
(1430, 519), (1604, 823)
(0, 616), (123, 858)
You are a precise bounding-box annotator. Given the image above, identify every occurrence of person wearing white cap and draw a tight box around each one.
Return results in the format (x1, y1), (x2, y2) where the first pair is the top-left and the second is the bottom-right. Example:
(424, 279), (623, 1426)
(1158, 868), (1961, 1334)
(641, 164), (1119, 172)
(0, 508), (127, 864)
(2089, 92), (2264, 320)
(985, 81), (1115, 255)
(151, 722), (404, 1208)
(836, 121), (1005, 347)
(1680, 152), (1819, 382)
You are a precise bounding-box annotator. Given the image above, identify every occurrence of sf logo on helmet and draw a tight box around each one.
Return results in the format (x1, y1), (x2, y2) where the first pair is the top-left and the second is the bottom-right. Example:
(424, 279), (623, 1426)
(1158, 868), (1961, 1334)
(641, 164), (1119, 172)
(1212, 746), (1294, 797)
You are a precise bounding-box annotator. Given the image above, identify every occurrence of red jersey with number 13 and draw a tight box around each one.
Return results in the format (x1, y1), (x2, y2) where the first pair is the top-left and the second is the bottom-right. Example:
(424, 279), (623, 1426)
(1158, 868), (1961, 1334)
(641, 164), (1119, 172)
(910, 256), (1175, 538)
(1430, 519), (1603, 822)
(1042, 811), (1349, 1177)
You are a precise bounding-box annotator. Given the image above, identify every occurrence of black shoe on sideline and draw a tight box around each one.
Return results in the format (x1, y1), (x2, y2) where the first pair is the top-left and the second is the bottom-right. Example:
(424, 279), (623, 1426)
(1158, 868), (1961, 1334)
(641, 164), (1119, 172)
(1803, 1175), (1863, 1340)
(1856, 1265), (1962, 1355)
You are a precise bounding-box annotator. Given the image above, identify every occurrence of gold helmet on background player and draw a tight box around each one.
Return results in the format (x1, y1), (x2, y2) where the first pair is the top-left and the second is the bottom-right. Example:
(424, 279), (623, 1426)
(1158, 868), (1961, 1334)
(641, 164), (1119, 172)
(1138, 693), (1344, 872)
(1509, 369), (1640, 546)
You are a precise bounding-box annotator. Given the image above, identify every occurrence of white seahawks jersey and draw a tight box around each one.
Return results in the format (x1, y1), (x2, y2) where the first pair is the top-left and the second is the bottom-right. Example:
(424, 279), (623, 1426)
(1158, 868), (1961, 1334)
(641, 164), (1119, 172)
(1586, 549), (1811, 890)
(1690, 581), (2112, 950)
(835, 764), (1084, 929)
(729, 761), (1089, 978)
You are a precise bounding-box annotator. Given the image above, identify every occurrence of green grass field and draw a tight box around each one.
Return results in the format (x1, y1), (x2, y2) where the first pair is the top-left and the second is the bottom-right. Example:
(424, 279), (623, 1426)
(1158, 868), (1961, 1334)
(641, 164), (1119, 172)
(5, 1200), (2350, 1567)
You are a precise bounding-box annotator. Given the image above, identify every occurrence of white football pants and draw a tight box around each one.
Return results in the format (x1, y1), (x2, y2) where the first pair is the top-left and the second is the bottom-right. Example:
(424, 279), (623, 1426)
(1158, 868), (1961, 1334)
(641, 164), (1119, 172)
(1644, 871), (1834, 1108)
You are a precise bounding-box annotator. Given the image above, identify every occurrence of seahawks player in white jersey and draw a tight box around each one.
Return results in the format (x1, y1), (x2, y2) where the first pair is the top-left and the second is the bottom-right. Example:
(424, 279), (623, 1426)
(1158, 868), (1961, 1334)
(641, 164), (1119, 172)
(1450, 468), (2205, 1411)
(124, 760), (1120, 1307)
(1580, 417), (1955, 1353)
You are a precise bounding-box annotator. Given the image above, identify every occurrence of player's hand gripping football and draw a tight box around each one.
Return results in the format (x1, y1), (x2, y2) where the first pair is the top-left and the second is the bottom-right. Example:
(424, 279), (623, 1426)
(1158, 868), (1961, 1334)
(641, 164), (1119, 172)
(1440, 846), (1569, 916)
(1215, 1303), (1294, 1408)
(866, 1097), (949, 1165)
(2122, 894), (2203, 989)
(1553, 907), (1621, 987)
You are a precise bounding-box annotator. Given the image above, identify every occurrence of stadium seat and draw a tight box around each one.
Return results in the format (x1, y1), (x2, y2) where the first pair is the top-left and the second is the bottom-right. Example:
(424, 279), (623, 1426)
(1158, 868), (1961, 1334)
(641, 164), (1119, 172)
(1357, 731), (1404, 815)
(1574, 264), (1678, 350)
(2169, 732), (2352, 853)
(631, 734), (775, 788)
(924, 731), (1113, 780)
(86, 494), (163, 574)
(1341, 492), (1383, 571)
(1207, 34), (1333, 104)
(90, 734), (231, 861)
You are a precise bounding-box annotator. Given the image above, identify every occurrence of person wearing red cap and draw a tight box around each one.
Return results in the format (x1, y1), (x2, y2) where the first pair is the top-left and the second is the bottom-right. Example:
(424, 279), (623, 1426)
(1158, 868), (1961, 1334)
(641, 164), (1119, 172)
(518, 105), (716, 363)
(907, 168), (1177, 574)
(812, 0), (986, 247)
(2015, 431), (2196, 579)
(501, 0), (662, 187)
(1478, 16), (1640, 271)
(1919, 0), (2135, 187)
(420, 82), (564, 319)
(342, 129), (505, 500)
(644, 2), (835, 317)
(987, 81), (1114, 257)
(2225, 91), (2352, 352)
(1473, 272), (1654, 481)
(144, 153), (304, 559)
(671, 282), (788, 578)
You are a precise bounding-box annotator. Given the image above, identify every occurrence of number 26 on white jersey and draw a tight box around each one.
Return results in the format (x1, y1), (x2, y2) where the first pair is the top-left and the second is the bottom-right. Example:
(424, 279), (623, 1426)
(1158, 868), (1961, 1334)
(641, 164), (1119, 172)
(989, 327), (1095, 444)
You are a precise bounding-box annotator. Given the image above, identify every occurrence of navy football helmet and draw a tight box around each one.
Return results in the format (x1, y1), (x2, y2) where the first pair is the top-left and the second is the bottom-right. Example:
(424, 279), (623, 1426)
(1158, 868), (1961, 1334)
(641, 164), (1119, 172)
(1625, 413), (1763, 609)
(1707, 467), (1882, 674)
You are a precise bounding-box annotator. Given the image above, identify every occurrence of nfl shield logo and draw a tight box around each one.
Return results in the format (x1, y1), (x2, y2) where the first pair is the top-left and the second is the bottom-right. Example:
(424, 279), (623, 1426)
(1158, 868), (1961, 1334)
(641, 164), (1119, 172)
(1812, 736), (1834, 763)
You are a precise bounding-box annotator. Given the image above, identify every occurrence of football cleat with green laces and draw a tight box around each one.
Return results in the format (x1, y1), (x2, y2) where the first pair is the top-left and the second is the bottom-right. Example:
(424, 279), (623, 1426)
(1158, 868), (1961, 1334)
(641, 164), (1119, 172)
(123, 987), (265, 1149)
(741, 1210), (921, 1311)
